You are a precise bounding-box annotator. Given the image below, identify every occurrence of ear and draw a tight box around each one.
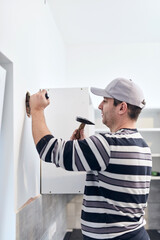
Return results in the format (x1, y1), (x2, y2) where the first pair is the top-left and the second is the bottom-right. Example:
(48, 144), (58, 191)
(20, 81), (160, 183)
(119, 102), (128, 115)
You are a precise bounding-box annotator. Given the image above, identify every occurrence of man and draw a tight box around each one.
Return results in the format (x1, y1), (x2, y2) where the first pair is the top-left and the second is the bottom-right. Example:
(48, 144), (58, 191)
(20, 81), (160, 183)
(30, 78), (151, 240)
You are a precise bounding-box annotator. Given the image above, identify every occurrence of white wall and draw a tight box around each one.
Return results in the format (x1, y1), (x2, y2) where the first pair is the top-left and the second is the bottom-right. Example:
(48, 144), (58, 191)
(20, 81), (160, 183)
(0, 0), (66, 239)
(66, 43), (160, 108)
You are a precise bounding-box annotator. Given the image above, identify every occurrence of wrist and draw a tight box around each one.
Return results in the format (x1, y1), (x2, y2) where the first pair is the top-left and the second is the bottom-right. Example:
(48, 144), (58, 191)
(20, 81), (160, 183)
(31, 109), (44, 116)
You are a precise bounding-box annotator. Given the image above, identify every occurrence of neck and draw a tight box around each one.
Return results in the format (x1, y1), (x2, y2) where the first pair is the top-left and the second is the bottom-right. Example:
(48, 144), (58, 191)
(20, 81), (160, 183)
(109, 120), (136, 133)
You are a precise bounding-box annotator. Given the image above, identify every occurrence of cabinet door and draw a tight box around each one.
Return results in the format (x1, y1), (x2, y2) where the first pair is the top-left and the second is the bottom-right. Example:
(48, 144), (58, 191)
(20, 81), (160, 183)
(41, 88), (94, 194)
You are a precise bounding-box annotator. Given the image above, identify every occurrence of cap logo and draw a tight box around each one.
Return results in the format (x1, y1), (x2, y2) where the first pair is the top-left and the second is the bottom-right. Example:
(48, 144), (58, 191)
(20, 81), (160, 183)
(141, 99), (146, 105)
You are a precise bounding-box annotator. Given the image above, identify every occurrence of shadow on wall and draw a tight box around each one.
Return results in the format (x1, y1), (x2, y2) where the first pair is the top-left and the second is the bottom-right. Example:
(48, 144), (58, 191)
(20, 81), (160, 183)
(16, 114), (40, 210)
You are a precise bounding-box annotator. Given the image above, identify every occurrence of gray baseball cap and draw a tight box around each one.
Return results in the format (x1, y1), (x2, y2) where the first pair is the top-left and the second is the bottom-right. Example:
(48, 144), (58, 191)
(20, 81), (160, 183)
(91, 78), (146, 109)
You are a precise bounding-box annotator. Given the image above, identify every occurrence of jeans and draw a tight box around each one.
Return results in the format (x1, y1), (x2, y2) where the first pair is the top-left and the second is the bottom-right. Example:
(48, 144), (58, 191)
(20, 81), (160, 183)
(83, 227), (150, 240)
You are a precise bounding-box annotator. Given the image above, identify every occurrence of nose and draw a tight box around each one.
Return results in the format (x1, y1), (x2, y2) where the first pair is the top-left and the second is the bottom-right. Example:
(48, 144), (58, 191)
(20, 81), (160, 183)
(98, 101), (103, 110)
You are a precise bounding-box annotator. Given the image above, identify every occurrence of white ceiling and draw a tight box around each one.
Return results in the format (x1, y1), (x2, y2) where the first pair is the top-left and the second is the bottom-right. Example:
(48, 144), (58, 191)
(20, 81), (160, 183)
(48, 0), (160, 45)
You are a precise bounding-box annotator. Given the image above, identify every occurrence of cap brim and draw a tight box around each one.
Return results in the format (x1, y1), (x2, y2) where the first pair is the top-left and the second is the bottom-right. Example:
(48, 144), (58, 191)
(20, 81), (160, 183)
(90, 87), (112, 98)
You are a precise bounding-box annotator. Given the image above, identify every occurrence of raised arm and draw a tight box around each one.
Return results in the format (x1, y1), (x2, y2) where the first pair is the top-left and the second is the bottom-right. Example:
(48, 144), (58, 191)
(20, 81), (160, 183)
(30, 90), (51, 145)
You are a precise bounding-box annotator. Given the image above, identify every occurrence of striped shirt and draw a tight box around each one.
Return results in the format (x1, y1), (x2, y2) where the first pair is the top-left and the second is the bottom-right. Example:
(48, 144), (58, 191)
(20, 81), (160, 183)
(36, 128), (152, 239)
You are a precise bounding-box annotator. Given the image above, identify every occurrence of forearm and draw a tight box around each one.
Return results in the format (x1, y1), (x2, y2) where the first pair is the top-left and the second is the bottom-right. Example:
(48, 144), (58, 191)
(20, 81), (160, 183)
(31, 110), (51, 145)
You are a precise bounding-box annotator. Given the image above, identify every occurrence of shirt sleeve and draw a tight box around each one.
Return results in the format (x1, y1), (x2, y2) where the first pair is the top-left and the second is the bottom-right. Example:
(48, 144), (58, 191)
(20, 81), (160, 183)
(36, 134), (110, 171)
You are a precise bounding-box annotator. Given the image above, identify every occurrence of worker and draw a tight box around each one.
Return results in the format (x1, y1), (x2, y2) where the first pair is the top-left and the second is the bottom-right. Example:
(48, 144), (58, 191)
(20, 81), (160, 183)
(30, 78), (151, 240)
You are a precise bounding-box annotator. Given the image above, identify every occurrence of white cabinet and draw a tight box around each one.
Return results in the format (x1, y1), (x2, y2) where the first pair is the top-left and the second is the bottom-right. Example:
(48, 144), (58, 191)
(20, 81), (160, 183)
(137, 108), (160, 180)
(41, 87), (95, 194)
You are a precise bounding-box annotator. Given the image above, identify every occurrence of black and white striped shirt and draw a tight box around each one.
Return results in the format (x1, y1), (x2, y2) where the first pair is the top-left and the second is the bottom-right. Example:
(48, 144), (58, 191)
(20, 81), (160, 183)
(36, 128), (152, 239)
